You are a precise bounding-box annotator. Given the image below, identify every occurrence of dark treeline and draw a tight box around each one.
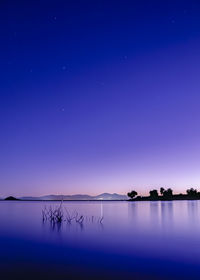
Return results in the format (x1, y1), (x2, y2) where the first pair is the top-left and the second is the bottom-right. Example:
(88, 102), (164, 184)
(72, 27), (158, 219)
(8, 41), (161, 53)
(127, 188), (200, 201)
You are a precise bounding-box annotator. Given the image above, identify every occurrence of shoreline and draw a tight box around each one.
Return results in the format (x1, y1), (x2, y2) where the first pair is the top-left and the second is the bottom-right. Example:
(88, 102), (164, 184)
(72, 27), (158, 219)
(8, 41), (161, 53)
(1, 198), (200, 202)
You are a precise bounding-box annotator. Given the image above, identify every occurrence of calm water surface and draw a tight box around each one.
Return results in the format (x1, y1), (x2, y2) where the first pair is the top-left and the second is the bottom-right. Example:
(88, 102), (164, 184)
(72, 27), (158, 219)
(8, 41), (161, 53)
(1, 200), (200, 279)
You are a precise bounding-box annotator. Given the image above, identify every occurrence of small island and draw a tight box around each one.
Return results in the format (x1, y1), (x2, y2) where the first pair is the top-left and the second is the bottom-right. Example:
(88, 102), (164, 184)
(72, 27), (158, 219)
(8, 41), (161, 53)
(127, 188), (200, 201)
(4, 196), (20, 201)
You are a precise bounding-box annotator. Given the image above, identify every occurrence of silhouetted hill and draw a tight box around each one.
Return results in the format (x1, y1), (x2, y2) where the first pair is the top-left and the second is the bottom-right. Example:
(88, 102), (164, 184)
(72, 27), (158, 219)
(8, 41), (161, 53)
(4, 196), (19, 201)
(20, 193), (127, 201)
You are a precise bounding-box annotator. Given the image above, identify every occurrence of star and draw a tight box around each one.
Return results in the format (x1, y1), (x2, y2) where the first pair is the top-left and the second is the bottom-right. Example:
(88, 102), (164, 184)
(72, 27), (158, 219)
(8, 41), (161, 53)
(58, 106), (65, 112)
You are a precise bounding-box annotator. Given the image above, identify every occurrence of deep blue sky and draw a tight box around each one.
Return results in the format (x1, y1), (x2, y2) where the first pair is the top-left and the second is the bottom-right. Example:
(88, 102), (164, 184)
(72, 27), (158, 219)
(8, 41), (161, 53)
(1, 1), (200, 196)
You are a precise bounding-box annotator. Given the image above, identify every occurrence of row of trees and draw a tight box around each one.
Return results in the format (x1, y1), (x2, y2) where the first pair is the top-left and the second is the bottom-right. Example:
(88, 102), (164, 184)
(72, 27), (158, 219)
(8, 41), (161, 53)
(127, 188), (199, 200)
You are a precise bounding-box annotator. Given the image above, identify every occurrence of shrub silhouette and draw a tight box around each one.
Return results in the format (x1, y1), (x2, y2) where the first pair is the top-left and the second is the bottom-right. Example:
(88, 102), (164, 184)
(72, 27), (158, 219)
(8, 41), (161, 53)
(127, 190), (138, 199)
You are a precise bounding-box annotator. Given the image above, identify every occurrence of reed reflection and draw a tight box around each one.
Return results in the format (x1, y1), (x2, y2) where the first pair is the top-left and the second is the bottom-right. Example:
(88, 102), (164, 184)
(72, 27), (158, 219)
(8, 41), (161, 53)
(42, 204), (104, 234)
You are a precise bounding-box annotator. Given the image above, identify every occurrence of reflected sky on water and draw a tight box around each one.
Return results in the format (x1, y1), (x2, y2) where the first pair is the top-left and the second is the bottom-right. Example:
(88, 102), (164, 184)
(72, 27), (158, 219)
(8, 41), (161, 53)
(1, 201), (200, 279)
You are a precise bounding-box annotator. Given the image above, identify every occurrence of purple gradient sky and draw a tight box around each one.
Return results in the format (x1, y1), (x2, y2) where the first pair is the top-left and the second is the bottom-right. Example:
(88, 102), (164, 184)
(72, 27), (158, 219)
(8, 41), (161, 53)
(1, 1), (200, 196)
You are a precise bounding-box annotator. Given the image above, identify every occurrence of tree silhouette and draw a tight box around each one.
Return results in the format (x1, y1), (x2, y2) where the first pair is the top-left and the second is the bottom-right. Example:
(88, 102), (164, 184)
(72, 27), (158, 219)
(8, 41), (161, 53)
(162, 188), (173, 199)
(127, 191), (138, 199)
(186, 188), (197, 197)
(149, 189), (158, 199)
(160, 187), (165, 195)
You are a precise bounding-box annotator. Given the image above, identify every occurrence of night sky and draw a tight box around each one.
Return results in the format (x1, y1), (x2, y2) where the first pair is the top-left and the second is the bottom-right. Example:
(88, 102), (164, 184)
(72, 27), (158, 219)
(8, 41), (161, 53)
(1, 1), (200, 197)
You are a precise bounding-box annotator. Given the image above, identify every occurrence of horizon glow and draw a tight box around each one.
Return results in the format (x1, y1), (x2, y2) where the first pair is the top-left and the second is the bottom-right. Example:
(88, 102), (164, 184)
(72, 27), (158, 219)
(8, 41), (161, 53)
(1, 1), (200, 197)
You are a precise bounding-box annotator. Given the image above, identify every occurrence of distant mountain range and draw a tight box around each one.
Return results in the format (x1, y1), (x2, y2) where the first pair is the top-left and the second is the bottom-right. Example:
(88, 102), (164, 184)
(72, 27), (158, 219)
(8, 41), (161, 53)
(20, 193), (127, 201)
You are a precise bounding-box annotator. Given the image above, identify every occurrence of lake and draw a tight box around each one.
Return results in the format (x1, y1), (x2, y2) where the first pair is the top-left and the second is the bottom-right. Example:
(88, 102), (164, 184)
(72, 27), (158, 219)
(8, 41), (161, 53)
(1, 200), (200, 279)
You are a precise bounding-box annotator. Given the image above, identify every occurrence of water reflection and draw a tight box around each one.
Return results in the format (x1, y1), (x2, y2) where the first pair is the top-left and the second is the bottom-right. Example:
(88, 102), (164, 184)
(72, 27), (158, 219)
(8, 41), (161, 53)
(150, 201), (160, 228)
(42, 218), (63, 233)
(2, 201), (200, 280)
(41, 203), (105, 235)
(128, 201), (138, 223)
(187, 200), (199, 227)
(160, 202), (174, 232)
